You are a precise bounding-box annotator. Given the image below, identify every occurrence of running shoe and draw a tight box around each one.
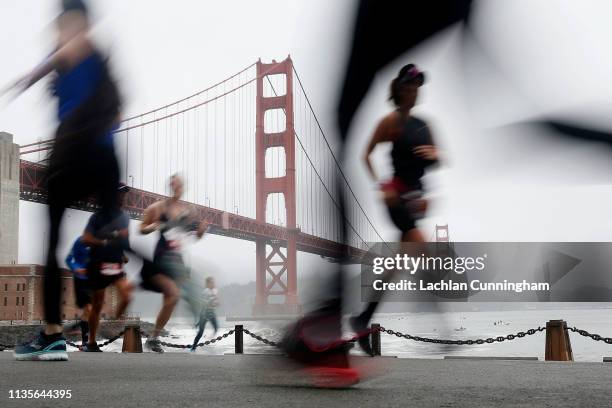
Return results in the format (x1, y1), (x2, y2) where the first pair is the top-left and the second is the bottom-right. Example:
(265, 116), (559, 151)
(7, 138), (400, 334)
(64, 321), (81, 334)
(14, 332), (68, 361)
(305, 366), (361, 388)
(83, 342), (102, 352)
(145, 338), (164, 353)
(280, 319), (361, 388)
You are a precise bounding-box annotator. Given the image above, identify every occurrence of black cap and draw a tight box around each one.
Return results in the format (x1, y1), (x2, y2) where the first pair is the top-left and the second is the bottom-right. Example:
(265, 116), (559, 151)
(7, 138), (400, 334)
(398, 64), (425, 86)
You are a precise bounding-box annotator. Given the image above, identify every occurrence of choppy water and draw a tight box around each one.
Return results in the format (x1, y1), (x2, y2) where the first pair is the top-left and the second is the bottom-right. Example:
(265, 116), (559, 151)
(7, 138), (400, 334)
(93, 308), (612, 361)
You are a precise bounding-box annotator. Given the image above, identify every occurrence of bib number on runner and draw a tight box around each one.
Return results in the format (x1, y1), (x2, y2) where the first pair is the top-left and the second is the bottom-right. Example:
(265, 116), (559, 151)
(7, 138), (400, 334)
(100, 263), (122, 276)
(163, 228), (185, 251)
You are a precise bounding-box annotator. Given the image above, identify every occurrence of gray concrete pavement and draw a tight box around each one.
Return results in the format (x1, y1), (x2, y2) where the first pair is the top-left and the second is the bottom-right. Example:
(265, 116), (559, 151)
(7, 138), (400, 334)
(1, 352), (611, 407)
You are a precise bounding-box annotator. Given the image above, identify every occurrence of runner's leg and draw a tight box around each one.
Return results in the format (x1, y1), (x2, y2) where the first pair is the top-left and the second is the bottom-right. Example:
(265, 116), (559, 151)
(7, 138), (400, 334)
(210, 314), (218, 334)
(192, 316), (205, 350)
(150, 274), (180, 338)
(43, 196), (67, 333)
(88, 289), (105, 348)
(114, 278), (133, 319)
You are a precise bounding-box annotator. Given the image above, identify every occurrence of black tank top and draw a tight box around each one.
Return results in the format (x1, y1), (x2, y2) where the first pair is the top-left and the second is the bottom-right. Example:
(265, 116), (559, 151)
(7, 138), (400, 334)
(391, 115), (436, 190)
(154, 201), (196, 258)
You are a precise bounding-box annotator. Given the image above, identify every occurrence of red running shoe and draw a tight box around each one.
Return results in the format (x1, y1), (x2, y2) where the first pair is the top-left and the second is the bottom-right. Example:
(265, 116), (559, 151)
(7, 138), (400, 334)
(305, 366), (361, 388)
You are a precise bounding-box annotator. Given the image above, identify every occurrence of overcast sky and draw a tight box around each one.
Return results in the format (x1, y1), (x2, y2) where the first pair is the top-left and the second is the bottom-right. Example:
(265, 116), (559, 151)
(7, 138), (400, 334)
(3, 1), (612, 293)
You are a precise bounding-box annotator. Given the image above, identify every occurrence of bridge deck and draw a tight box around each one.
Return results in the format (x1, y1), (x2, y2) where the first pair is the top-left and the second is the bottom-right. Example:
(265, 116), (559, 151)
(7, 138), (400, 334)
(2, 353), (611, 407)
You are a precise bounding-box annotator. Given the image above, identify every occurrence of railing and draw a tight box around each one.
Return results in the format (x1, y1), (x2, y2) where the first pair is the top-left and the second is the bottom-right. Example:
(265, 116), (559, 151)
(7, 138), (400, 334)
(2, 320), (611, 361)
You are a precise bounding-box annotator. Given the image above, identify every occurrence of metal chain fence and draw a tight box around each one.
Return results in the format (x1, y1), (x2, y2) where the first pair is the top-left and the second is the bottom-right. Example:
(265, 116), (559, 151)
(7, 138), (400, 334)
(3, 324), (612, 352)
(378, 326), (545, 345)
(567, 326), (612, 345)
(149, 329), (236, 349)
(380, 327), (546, 346)
(243, 328), (279, 347)
(66, 330), (125, 349)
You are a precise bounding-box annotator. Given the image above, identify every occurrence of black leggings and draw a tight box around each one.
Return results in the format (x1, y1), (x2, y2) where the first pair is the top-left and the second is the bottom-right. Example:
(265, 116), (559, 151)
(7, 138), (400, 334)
(44, 138), (119, 324)
(387, 202), (417, 233)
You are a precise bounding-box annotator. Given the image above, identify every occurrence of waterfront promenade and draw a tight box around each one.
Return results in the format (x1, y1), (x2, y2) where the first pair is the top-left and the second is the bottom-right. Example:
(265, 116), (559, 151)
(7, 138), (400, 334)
(2, 353), (612, 407)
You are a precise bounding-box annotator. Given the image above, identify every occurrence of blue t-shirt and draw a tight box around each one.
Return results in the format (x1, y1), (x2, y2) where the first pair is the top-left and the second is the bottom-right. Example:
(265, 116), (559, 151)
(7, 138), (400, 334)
(65, 237), (90, 280)
(53, 52), (115, 145)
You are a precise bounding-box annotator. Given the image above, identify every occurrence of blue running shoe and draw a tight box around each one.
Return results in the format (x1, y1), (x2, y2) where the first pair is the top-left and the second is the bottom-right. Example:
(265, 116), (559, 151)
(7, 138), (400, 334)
(14, 332), (68, 361)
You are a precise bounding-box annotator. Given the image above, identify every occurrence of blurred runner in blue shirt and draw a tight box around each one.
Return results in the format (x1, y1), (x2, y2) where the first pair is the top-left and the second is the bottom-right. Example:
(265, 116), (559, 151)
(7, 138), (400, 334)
(65, 237), (92, 348)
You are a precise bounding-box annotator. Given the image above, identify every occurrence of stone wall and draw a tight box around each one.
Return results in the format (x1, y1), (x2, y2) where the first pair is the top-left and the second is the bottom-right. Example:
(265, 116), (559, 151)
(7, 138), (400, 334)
(0, 132), (19, 265)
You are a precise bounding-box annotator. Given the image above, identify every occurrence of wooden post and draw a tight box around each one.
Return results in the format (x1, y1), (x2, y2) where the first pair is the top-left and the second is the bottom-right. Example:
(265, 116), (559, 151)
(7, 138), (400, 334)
(235, 324), (243, 354)
(545, 320), (573, 361)
(371, 323), (381, 356)
(122, 323), (143, 353)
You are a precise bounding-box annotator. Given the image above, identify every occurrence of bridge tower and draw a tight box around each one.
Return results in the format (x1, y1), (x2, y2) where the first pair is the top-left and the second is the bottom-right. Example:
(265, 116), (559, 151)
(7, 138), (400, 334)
(253, 57), (300, 315)
(435, 224), (449, 242)
(0, 132), (19, 264)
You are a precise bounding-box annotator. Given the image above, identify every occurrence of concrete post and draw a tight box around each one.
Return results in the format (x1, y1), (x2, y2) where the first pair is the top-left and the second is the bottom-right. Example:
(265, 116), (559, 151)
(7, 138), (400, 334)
(0, 132), (19, 265)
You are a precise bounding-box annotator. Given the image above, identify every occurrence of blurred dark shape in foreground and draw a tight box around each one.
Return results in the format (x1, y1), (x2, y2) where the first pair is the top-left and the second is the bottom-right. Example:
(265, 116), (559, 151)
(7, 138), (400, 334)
(278, 0), (473, 387)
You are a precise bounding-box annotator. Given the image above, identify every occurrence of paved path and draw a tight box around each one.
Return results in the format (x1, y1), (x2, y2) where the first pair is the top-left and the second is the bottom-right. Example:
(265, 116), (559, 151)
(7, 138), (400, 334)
(1, 353), (611, 407)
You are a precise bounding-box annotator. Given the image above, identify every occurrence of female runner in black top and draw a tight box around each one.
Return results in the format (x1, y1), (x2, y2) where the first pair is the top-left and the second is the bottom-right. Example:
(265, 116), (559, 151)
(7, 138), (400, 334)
(364, 64), (439, 242)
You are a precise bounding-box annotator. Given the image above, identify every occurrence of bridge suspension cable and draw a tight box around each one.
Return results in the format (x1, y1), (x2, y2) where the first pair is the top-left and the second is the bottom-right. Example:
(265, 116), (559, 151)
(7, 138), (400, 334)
(264, 75), (362, 246)
(292, 66), (386, 245)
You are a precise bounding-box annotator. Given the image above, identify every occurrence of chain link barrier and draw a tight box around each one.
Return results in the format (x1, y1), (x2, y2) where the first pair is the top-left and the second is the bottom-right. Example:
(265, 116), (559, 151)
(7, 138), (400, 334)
(145, 329), (235, 349)
(4, 324), (612, 352)
(567, 326), (612, 345)
(66, 330), (125, 349)
(378, 326), (546, 345)
(243, 328), (279, 347)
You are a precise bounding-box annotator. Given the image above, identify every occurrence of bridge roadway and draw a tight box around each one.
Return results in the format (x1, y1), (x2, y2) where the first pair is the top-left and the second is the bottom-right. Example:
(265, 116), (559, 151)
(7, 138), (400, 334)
(2, 353), (611, 407)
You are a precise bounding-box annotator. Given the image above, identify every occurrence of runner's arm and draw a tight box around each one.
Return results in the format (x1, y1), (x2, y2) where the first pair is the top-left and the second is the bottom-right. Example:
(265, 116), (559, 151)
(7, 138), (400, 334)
(81, 232), (109, 247)
(7, 34), (91, 95)
(412, 124), (440, 164)
(196, 220), (209, 239)
(364, 115), (397, 182)
(65, 250), (77, 271)
(140, 205), (161, 234)
(9, 58), (56, 94)
(81, 213), (110, 247)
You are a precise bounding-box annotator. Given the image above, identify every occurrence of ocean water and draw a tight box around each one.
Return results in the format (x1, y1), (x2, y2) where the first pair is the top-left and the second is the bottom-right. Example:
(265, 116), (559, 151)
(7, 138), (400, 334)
(92, 308), (612, 361)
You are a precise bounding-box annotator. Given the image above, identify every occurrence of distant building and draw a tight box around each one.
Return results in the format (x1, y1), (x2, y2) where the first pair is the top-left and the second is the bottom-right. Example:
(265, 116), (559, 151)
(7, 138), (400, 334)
(0, 265), (117, 321)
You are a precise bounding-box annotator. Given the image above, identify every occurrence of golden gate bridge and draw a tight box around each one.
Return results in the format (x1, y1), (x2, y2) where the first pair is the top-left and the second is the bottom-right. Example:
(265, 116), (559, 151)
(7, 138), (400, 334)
(16, 56), (404, 315)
